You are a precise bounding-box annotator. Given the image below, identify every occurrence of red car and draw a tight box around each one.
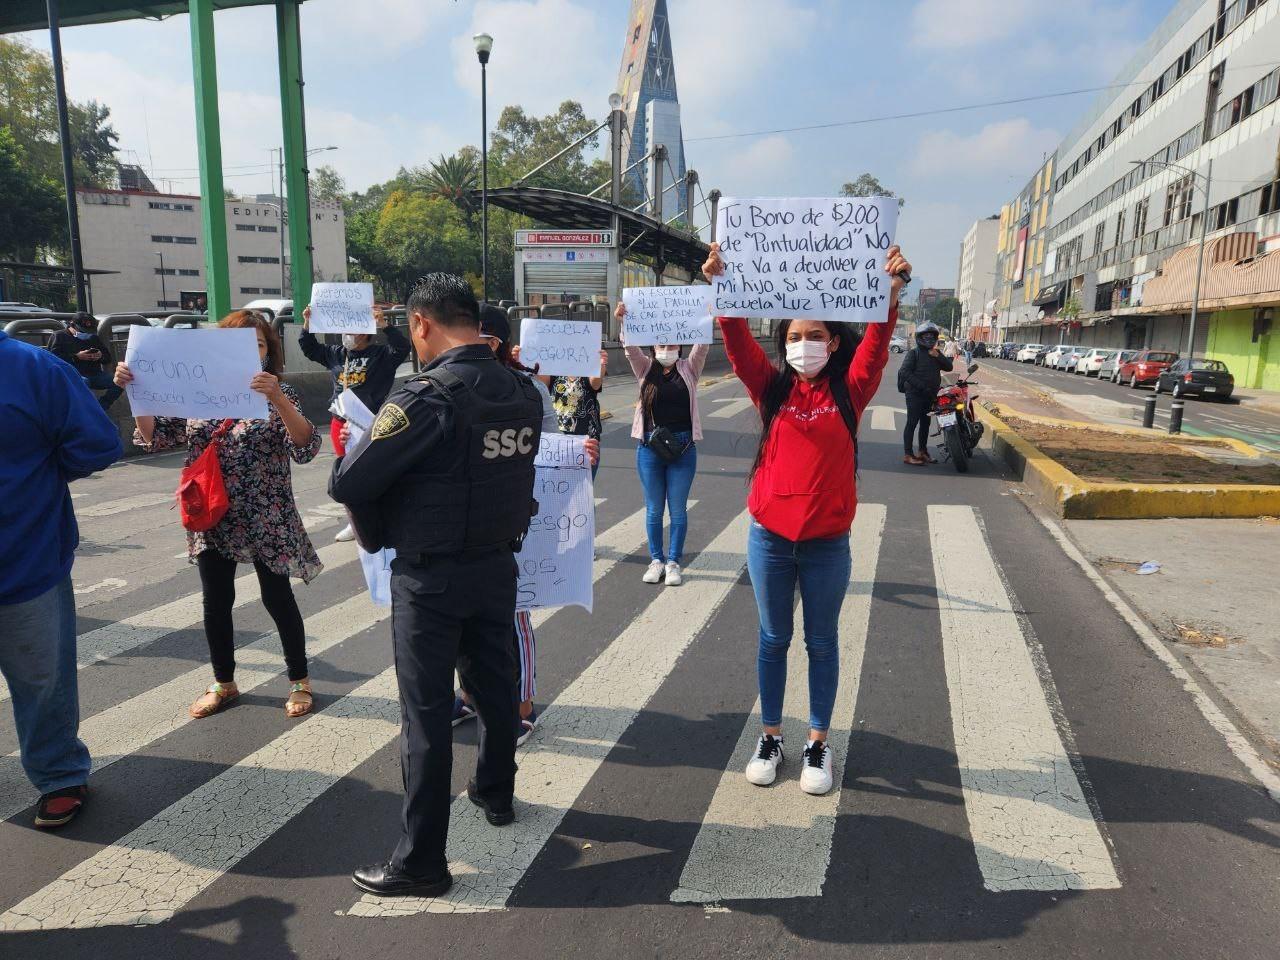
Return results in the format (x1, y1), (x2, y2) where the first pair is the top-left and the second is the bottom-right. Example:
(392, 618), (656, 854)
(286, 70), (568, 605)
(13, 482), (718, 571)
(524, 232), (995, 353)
(1117, 350), (1179, 388)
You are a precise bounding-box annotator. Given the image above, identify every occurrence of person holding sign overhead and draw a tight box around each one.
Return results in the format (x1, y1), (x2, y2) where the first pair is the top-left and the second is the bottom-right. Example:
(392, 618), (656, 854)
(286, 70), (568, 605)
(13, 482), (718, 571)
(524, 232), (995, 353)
(703, 240), (911, 797)
(114, 310), (323, 721)
(613, 303), (709, 587)
(299, 303), (410, 542)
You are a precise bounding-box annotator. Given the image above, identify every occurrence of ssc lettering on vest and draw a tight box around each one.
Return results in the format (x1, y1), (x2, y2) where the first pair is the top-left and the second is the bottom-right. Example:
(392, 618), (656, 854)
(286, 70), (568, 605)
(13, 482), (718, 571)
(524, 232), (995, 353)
(481, 426), (536, 459)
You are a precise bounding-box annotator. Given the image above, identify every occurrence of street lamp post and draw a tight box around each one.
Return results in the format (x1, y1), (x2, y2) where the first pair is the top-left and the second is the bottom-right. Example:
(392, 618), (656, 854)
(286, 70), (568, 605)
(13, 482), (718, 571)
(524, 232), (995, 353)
(1131, 158), (1213, 363)
(156, 251), (167, 309)
(268, 144), (336, 299)
(474, 32), (493, 303)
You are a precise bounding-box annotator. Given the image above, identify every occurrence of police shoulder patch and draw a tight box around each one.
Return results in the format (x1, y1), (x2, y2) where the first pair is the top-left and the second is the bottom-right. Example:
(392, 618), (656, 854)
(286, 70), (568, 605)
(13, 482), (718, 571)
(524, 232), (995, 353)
(372, 402), (410, 440)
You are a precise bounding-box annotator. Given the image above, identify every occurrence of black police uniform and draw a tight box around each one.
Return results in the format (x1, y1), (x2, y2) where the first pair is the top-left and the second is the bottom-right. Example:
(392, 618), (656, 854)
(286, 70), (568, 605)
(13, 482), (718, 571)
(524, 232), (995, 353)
(329, 343), (543, 878)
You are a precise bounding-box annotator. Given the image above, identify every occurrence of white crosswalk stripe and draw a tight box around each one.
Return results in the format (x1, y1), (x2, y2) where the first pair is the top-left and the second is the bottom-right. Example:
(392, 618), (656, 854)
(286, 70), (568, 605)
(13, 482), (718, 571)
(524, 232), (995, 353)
(346, 509), (751, 916)
(710, 398), (755, 418)
(867, 406), (900, 431)
(0, 593), (390, 824)
(0, 506), (656, 930)
(75, 492), (174, 519)
(928, 505), (1120, 892)
(0, 539), (359, 705)
(671, 504), (885, 903)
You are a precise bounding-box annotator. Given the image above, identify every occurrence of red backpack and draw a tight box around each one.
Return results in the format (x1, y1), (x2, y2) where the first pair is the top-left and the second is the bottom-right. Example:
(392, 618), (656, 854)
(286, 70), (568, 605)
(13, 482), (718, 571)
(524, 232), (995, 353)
(176, 419), (235, 532)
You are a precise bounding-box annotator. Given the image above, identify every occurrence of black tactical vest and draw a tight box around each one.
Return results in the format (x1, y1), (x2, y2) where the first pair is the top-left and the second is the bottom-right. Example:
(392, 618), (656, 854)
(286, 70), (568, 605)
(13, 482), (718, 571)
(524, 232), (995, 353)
(381, 360), (543, 555)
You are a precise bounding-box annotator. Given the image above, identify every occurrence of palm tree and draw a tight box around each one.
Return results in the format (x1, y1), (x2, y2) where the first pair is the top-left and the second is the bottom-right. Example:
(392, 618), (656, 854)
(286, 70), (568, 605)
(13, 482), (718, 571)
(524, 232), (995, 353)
(419, 152), (478, 209)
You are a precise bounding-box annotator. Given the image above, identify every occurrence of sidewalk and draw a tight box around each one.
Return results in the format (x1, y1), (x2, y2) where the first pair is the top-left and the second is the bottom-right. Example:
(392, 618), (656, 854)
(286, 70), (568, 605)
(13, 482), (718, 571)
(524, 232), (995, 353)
(1233, 385), (1280, 416)
(978, 362), (1280, 766)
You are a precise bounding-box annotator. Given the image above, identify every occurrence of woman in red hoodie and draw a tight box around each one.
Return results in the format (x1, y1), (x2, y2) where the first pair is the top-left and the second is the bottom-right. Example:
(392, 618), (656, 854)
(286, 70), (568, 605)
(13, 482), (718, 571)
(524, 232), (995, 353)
(703, 242), (911, 796)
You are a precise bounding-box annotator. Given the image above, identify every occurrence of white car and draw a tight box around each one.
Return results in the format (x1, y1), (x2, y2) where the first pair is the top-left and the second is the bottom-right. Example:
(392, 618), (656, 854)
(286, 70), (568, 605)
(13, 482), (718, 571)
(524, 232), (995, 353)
(0, 301), (50, 314)
(1016, 343), (1044, 363)
(1075, 348), (1112, 376)
(889, 336), (907, 353)
(1042, 345), (1076, 368)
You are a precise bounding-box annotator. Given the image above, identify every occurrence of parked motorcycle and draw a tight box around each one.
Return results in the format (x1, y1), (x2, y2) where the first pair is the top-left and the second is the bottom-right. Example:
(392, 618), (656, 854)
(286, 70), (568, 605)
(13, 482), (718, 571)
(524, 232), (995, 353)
(932, 363), (984, 473)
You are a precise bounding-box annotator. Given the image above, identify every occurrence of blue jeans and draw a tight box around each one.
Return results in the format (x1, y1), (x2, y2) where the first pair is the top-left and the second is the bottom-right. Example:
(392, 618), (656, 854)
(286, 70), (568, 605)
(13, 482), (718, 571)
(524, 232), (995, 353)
(747, 521), (852, 733)
(0, 577), (91, 794)
(83, 369), (123, 410)
(635, 431), (696, 563)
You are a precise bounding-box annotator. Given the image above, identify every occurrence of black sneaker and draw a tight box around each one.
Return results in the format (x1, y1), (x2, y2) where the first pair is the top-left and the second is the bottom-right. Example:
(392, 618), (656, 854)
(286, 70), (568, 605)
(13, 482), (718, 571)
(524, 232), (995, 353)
(34, 785), (88, 829)
(467, 780), (515, 826)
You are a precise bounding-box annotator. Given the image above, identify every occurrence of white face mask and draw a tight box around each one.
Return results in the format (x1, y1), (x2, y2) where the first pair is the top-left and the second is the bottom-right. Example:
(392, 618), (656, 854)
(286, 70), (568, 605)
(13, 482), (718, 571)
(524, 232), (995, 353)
(654, 347), (679, 367)
(341, 334), (360, 350)
(785, 339), (831, 377)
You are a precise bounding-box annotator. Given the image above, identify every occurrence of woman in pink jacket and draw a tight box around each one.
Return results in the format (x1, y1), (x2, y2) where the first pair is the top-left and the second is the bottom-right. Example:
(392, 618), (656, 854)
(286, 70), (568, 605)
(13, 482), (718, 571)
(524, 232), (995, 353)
(616, 306), (709, 586)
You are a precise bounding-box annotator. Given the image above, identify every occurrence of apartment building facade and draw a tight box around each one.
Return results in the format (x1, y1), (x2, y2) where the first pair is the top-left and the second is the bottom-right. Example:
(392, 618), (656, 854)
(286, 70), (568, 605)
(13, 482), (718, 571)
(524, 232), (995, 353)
(1033, 0), (1280, 389)
(993, 153), (1058, 344)
(76, 188), (347, 314)
(956, 215), (1000, 337)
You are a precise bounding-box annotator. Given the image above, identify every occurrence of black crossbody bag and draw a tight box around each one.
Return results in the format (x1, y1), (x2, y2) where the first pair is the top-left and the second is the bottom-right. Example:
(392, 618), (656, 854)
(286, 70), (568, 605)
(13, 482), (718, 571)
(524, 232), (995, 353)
(645, 424), (691, 463)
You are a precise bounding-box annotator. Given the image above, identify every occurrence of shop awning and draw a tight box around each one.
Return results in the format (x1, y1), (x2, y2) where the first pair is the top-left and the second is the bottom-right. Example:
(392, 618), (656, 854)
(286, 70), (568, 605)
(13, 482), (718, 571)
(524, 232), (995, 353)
(1033, 282), (1064, 306)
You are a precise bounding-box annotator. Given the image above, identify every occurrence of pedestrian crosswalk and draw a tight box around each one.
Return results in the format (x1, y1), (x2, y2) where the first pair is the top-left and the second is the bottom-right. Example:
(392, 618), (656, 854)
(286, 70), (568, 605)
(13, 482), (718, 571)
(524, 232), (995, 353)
(0, 484), (1136, 931)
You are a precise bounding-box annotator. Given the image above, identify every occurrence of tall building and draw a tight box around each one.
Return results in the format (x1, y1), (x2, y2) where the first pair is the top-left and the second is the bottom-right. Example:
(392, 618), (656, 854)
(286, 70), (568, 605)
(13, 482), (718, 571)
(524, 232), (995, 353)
(76, 187), (346, 314)
(1033, 0), (1280, 388)
(993, 153), (1057, 343)
(956, 215), (1001, 336)
(615, 0), (688, 219)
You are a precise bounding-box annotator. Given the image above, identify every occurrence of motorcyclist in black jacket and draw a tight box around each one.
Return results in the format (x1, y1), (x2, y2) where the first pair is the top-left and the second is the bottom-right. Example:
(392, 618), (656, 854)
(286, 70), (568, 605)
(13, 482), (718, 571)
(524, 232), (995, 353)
(896, 322), (953, 464)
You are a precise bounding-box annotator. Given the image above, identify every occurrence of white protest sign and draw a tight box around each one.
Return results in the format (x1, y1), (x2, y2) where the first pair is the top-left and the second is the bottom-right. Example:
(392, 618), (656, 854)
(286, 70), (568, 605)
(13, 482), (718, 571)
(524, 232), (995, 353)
(516, 434), (594, 613)
(123, 326), (268, 420)
(713, 196), (899, 323)
(309, 282), (375, 333)
(335, 390), (375, 446)
(621, 285), (713, 346)
(518, 318), (602, 377)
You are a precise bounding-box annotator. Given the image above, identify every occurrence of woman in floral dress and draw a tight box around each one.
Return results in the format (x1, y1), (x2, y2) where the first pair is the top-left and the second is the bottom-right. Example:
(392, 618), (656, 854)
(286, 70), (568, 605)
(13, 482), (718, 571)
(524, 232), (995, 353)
(114, 310), (323, 719)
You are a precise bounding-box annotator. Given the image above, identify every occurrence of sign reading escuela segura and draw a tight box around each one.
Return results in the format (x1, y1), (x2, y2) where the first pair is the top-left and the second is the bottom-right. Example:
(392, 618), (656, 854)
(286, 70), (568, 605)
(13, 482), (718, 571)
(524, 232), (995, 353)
(515, 230), (614, 246)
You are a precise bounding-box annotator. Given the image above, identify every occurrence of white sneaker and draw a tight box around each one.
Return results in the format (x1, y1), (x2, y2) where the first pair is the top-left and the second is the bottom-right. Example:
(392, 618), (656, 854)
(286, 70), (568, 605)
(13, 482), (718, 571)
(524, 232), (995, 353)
(799, 740), (834, 795)
(745, 734), (784, 786)
(334, 524), (355, 543)
(664, 561), (683, 586)
(642, 559), (665, 584)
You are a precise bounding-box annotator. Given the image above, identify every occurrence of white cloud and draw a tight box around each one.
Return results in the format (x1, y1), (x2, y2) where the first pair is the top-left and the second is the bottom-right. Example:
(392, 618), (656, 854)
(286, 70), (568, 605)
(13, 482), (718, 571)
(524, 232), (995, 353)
(304, 0), (456, 56)
(451, 0), (616, 118)
(909, 118), (1059, 179)
(714, 134), (795, 196)
(909, 0), (1039, 50)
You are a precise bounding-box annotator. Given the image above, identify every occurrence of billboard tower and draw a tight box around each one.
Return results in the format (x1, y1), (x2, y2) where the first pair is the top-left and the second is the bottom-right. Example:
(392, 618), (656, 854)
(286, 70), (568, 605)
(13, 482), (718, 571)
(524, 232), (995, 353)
(615, 0), (688, 222)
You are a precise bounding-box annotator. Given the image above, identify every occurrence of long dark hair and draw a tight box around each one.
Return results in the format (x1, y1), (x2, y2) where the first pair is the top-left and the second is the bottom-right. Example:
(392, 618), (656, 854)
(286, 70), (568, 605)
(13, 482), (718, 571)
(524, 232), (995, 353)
(640, 345), (682, 424)
(749, 320), (861, 481)
(495, 338), (540, 376)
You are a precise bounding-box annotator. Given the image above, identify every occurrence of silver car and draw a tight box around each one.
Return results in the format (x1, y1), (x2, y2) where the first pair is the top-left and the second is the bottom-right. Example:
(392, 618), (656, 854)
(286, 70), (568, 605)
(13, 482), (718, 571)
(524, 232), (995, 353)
(1098, 349), (1137, 383)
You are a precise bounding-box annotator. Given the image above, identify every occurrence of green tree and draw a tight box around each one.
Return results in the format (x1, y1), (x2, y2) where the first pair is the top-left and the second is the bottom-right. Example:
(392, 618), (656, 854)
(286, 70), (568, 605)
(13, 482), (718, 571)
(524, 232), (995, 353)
(0, 126), (65, 261)
(309, 163), (346, 203)
(840, 172), (905, 209)
(415, 151), (478, 207)
(1061, 295), (1082, 321)
(489, 101), (611, 194)
(372, 190), (478, 302)
(928, 296), (962, 332)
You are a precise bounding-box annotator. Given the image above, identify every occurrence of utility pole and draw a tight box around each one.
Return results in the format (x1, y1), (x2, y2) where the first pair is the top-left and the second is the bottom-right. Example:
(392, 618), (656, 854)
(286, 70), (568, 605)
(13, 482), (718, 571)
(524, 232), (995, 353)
(156, 251), (167, 309)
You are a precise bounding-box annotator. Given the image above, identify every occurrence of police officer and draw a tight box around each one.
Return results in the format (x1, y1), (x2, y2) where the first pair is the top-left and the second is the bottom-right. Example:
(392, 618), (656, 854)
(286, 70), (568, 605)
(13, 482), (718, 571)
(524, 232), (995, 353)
(330, 274), (543, 898)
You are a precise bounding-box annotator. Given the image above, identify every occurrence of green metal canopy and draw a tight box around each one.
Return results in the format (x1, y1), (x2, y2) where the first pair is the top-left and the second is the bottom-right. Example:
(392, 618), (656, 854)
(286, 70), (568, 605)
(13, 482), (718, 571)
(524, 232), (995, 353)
(7, 1), (315, 322)
(0, 1), (288, 34)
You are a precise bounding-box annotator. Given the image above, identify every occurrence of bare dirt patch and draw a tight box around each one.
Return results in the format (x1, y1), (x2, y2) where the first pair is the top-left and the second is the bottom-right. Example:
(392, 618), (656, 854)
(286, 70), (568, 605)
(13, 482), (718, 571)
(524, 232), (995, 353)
(1001, 416), (1280, 485)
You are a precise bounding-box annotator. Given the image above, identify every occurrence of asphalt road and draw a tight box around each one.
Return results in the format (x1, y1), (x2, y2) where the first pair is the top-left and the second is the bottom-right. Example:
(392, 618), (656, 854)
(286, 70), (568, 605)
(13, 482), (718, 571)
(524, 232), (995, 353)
(986, 356), (1280, 453)
(2, 371), (1277, 958)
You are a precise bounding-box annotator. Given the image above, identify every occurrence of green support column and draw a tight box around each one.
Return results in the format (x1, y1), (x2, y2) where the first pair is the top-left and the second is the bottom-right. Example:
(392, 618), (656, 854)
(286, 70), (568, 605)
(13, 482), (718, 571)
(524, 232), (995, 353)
(277, 0), (313, 312)
(189, 0), (230, 320)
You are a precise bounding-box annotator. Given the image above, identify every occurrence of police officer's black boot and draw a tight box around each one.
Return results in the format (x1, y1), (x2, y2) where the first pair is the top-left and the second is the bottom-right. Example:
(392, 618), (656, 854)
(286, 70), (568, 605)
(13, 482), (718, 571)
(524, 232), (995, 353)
(467, 779), (515, 826)
(352, 861), (453, 898)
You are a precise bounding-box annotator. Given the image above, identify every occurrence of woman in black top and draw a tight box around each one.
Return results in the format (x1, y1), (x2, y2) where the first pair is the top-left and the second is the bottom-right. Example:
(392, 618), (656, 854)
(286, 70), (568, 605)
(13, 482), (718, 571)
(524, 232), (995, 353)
(543, 350), (607, 479)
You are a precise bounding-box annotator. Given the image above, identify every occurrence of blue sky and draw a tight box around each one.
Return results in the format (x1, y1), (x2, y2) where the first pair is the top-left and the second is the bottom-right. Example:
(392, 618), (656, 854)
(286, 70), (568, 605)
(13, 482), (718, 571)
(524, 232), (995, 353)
(19, 0), (1176, 290)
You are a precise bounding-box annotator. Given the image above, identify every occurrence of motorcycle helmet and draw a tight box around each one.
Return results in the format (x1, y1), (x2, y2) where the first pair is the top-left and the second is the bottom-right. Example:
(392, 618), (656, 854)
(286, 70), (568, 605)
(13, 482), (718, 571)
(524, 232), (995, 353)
(915, 322), (940, 348)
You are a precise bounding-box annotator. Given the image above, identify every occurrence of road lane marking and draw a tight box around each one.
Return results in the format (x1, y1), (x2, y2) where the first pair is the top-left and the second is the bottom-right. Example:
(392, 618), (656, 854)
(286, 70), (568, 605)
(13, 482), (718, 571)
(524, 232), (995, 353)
(72, 578), (128, 597)
(0, 540), (359, 706)
(868, 406), (900, 431)
(928, 505), (1119, 891)
(0, 508), (658, 929)
(0, 593), (390, 824)
(75, 492), (174, 519)
(671, 505), (885, 903)
(710, 398), (756, 419)
(347, 510), (752, 916)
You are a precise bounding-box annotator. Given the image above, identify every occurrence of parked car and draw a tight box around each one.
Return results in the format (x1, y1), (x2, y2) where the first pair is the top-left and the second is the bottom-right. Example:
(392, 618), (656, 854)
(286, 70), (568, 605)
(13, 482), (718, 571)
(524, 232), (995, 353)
(972, 341), (989, 358)
(1099, 349), (1136, 382)
(889, 336), (907, 353)
(1034, 345), (1055, 365)
(1060, 347), (1088, 372)
(1042, 344), (1076, 368)
(1118, 349), (1179, 388)
(1016, 343), (1044, 363)
(0, 301), (51, 314)
(1154, 358), (1234, 399)
(1075, 348), (1112, 376)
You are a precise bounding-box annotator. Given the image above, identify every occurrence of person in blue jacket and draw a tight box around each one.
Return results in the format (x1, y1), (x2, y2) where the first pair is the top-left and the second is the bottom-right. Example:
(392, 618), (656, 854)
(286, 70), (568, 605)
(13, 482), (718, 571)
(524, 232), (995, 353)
(0, 328), (122, 828)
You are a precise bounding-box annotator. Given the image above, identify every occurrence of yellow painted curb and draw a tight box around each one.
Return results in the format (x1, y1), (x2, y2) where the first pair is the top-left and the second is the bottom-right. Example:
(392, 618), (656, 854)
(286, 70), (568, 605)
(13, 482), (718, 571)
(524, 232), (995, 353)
(976, 404), (1280, 519)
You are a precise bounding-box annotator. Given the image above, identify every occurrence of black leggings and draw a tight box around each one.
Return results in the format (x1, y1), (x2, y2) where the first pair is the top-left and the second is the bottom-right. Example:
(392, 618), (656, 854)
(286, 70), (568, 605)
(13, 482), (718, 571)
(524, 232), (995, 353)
(904, 396), (932, 456)
(196, 550), (308, 683)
